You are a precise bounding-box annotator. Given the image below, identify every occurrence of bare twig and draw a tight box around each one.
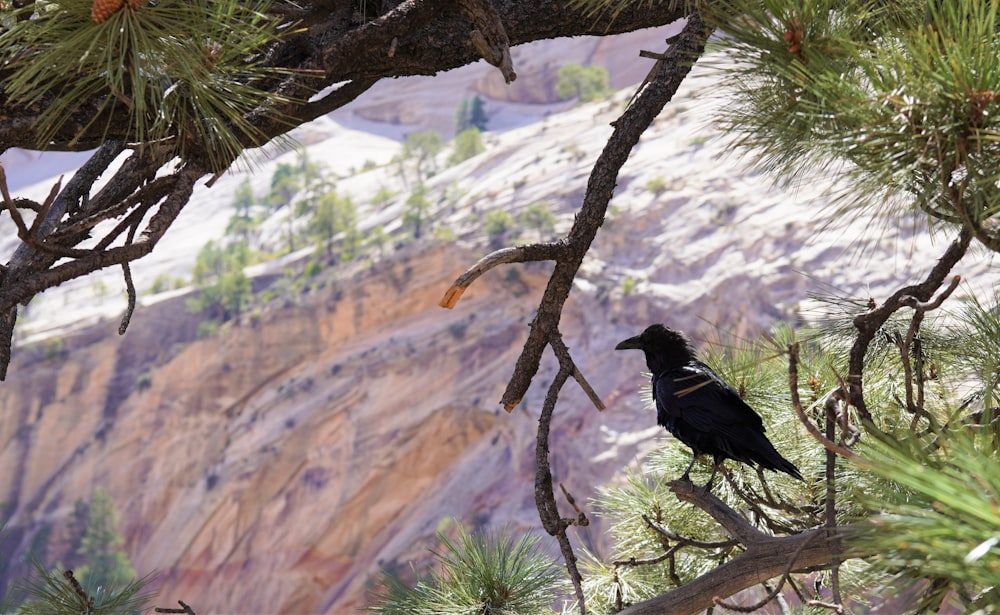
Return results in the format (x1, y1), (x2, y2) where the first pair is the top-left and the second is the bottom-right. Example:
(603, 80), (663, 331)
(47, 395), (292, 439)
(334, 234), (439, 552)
(559, 483), (589, 527)
(534, 358), (587, 614)
(824, 385), (842, 608)
(613, 544), (681, 568)
(118, 221), (141, 335)
(439, 243), (567, 309)
(788, 343), (856, 459)
(155, 600), (197, 615)
(27, 177), (63, 238)
(550, 334), (605, 411)
(807, 599), (846, 612)
(641, 514), (739, 550)
(848, 230), (971, 418)
(711, 531), (823, 612)
(894, 275), (960, 431)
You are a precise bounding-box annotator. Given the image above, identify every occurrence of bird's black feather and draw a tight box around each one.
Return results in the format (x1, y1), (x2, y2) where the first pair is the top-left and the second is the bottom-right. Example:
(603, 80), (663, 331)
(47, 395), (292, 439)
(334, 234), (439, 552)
(616, 324), (802, 481)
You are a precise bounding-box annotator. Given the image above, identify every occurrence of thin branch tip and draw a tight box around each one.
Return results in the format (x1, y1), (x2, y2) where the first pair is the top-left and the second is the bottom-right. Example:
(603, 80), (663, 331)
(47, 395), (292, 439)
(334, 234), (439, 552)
(439, 284), (466, 309)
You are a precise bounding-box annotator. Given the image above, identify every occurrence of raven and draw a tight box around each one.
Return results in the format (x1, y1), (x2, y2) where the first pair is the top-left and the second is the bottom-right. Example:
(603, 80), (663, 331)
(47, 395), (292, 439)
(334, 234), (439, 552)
(616, 324), (802, 487)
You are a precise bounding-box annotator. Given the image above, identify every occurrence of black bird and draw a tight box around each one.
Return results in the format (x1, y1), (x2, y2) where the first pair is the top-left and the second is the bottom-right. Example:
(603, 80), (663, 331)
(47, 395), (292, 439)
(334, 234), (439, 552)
(616, 324), (802, 487)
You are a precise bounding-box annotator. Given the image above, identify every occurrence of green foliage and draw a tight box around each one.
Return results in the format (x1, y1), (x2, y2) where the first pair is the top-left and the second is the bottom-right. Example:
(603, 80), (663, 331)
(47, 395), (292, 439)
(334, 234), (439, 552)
(42, 338), (65, 361)
(0, 0), (290, 170)
(147, 273), (186, 295)
(455, 95), (489, 133)
(227, 179), (259, 242)
(945, 292), (1000, 411)
(709, 0), (1000, 234)
(308, 190), (358, 259)
(370, 187), (396, 208)
(517, 202), (557, 240)
(555, 63), (611, 103)
(448, 128), (486, 165)
(403, 184), (432, 240)
(197, 319), (222, 339)
(851, 427), (1000, 612)
(370, 524), (564, 615)
(484, 210), (516, 249)
(134, 370), (153, 391)
(267, 163), (303, 209)
(304, 260), (323, 278)
(16, 560), (153, 615)
(74, 488), (137, 591)
(403, 132), (444, 182)
(644, 177), (668, 196)
(188, 240), (255, 320)
(366, 225), (389, 257)
(620, 277), (636, 296)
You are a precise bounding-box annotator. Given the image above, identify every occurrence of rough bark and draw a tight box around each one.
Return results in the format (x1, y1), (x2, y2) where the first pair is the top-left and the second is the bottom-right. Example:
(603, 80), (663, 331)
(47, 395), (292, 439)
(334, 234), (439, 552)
(0, 0), (692, 379)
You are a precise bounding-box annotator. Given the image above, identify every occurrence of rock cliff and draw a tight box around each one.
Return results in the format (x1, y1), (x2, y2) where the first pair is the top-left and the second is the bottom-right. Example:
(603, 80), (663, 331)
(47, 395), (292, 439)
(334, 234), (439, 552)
(0, 243), (661, 613)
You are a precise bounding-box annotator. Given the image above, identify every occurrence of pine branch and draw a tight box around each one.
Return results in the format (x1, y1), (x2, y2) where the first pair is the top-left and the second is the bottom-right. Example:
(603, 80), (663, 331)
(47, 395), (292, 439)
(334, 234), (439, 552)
(847, 228), (971, 419)
(617, 480), (848, 615)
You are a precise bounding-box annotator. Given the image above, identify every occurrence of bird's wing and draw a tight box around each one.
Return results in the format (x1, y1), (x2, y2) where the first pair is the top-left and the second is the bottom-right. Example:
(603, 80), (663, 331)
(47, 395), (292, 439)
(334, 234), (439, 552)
(654, 362), (765, 439)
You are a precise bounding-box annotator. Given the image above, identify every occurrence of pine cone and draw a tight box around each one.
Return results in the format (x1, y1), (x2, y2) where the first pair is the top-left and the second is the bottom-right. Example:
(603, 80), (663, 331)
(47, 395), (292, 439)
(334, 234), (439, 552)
(91, 0), (124, 23)
(125, 0), (142, 10)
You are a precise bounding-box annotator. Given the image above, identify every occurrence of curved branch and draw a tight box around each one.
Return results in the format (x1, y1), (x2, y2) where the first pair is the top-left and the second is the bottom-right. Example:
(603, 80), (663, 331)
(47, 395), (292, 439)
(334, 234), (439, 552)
(847, 227), (971, 418)
(500, 11), (715, 411)
(788, 343), (857, 459)
(534, 343), (586, 612)
(439, 242), (568, 309)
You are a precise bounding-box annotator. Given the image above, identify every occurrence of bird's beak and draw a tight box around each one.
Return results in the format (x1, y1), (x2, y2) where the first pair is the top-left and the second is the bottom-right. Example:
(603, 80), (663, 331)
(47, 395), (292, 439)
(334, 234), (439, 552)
(615, 335), (643, 350)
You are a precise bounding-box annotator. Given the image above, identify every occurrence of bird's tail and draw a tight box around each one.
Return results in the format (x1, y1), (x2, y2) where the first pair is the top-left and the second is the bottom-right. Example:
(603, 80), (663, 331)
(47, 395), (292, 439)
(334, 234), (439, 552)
(767, 453), (803, 481)
(758, 449), (802, 480)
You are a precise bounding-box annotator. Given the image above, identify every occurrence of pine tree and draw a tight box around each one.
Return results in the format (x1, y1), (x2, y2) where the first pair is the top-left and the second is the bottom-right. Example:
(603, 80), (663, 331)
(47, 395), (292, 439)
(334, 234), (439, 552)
(74, 488), (137, 591)
(454, 97), (471, 133)
(402, 184), (432, 240)
(469, 95), (489, 132)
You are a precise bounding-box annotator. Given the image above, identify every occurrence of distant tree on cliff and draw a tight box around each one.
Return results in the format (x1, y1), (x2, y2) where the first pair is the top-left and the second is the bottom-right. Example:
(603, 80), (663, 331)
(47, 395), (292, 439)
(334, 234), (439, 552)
(403, 183), (432, 240)
(74, 488), (137, 589)
(455, 95), (489, 133)
(403, 131), (444, 183)
(188, 240), (255, 322)
(518, 201), (557, 241)
(226, 179), (259, 245)
(555, 63), (611, 103)
(448, 128), (486, 165)
(12, 488), (150, 614)
(307, 190), (359, 260)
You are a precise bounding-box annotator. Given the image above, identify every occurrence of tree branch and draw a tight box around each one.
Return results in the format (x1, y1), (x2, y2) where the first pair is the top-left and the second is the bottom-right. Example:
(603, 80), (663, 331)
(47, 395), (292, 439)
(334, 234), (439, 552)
(788, 343), (857, 459)
(620, 490), (844, 615)
(439, 242), (568, 309)
(846, 227), (970, 419)
(500, 10), (714, 411)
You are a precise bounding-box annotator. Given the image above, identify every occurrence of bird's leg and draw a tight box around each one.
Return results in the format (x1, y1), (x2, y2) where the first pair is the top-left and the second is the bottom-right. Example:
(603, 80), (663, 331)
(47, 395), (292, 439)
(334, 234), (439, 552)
(679, 453), (698, 482)
(701, 456), (723, 491)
